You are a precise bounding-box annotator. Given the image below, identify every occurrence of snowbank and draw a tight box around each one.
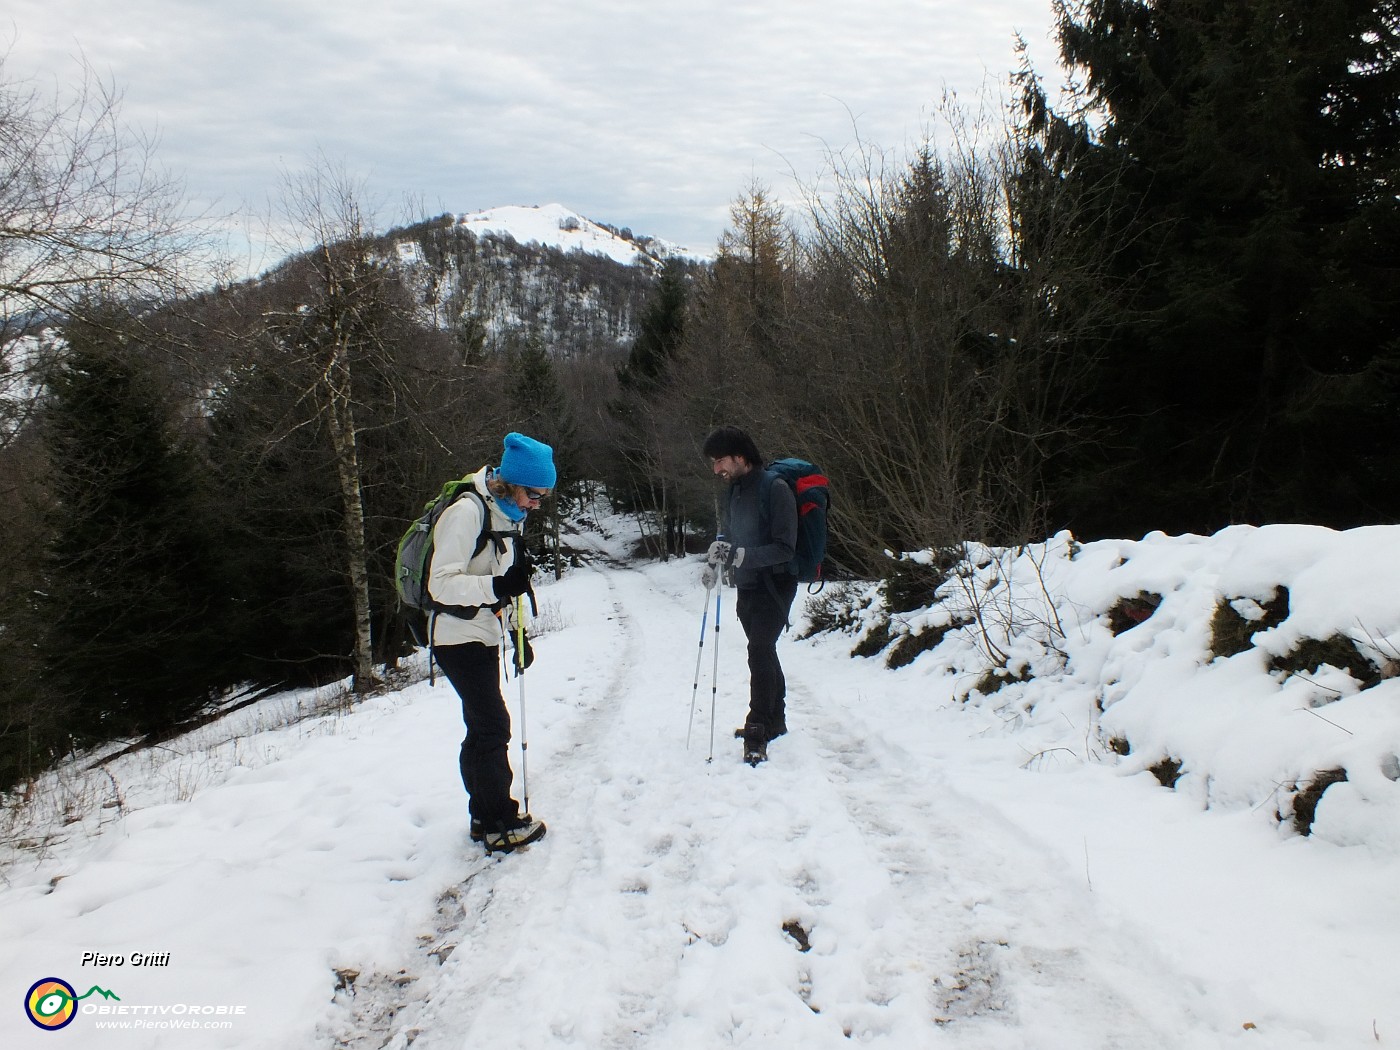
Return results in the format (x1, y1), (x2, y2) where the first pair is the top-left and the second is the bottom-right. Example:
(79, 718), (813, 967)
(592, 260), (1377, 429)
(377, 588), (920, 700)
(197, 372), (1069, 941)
(845, 524), (1400, 852)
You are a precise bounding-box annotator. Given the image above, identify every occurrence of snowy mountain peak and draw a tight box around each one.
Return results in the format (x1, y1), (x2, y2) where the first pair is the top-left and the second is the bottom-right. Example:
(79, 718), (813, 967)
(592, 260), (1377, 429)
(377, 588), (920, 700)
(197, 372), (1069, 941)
(452, 203), (702, 266)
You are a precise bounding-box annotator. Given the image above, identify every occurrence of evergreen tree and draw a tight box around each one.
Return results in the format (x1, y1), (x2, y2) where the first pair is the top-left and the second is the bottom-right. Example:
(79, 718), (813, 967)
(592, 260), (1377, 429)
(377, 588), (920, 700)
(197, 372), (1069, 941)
(506, 329), (574, 467)
(203, 352), (356, 690)
(618, 258), (688, 397)
(505, 330), (576, 573)
(0, 424), (61, 787)
(612, 261), (685, 479)
(1034, 0), (1400, 535)
(40, 316), (224, 741)
(608, 259), (693, 553)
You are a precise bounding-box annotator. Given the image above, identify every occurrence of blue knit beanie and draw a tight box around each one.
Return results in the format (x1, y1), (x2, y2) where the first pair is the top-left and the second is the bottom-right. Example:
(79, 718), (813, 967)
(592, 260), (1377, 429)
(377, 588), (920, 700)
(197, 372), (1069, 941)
(498, 432), (557, 489)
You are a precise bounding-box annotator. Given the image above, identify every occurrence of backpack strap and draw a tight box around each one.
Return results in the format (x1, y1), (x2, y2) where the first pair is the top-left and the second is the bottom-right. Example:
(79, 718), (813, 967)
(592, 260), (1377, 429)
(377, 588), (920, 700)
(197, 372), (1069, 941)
(756, 468), (777, 521)
(427, 609), (439, 685)
(474, 512), (512, 560)
(753, 469), (797, 630)
(755, 468), (800, 580)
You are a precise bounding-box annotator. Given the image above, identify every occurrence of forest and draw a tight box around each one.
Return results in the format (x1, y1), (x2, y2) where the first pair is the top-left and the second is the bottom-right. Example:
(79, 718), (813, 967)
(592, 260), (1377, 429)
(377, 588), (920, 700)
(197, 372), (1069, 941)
(1, 0), (1397, 791)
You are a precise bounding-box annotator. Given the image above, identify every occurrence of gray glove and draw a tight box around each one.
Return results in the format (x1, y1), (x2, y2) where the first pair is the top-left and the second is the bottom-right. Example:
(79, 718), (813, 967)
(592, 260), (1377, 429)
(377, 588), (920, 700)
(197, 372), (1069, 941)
(701, 562), (718, 590)
(706, 540), (731, 565)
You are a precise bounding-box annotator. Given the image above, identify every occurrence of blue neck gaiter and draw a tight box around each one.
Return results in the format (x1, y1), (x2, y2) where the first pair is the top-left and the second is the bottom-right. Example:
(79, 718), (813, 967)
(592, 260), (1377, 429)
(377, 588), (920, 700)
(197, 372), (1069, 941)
(488, 467), (527, 522)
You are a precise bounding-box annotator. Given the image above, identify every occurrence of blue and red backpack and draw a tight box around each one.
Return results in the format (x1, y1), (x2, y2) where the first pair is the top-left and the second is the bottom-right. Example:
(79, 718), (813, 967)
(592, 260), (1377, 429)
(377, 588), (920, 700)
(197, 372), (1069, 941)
(761, 458), (831, 587)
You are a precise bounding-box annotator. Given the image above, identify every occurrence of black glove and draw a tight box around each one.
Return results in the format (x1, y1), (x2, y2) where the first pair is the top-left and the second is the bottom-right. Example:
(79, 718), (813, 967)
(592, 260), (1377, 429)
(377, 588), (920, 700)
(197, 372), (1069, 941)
(492, 559), (532, 600)
(512, 634), (535, 674)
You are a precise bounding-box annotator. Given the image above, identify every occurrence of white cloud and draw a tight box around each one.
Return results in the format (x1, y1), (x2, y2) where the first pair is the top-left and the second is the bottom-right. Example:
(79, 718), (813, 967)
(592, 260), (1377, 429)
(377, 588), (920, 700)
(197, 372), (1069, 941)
(4, 0), (1058, 273)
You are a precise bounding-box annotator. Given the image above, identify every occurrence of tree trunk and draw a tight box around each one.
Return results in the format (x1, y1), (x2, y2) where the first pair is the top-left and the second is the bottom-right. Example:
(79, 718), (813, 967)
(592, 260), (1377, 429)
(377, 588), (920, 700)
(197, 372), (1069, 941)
(323, 334), (379, 695)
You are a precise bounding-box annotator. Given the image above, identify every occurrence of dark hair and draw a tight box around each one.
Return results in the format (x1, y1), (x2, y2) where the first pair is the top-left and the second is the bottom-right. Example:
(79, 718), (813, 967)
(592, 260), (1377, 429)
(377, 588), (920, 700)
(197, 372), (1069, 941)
(702, 426), (762, 467)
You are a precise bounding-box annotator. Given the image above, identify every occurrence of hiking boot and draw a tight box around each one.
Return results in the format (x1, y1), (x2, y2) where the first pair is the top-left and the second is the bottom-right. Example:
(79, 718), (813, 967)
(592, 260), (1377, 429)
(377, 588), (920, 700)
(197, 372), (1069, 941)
(483, 815), (547, 854)
(743, 723), (768, 766)
(476, 806), (529, 845)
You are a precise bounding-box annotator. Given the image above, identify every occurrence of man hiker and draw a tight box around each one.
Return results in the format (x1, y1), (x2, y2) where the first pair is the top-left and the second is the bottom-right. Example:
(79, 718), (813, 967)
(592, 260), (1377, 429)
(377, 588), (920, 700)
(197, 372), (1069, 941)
(701, 426), (799, 765)
(429, 432), (554, 853)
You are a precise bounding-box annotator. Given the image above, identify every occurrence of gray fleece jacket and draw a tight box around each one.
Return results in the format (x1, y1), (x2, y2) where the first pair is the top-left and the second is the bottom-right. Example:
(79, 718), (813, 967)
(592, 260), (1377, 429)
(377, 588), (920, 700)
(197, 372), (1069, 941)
(723, 465), (798, 589)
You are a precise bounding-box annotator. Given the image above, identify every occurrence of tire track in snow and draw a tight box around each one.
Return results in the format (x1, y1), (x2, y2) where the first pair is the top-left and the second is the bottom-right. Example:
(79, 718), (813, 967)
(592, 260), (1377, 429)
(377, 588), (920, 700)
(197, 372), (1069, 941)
(786, 666), (1228, 1047)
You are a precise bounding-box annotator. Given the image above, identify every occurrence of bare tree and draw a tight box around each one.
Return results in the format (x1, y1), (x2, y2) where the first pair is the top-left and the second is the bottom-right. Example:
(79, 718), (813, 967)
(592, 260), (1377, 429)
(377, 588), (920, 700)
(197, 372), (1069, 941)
(268, 160), (390, 695)
(683, 182), (799, 426)
(0, 56), (205, 322)
(767, 134), (1008, 564)
(0, 55), (209, 447)
(780, 94), (1104, 571)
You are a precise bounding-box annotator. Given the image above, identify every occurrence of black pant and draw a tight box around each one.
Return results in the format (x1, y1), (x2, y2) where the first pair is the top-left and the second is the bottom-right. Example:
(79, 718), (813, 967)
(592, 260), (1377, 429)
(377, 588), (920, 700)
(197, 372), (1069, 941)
(735, 575), (798, 735)
(433, 642), (519, 826)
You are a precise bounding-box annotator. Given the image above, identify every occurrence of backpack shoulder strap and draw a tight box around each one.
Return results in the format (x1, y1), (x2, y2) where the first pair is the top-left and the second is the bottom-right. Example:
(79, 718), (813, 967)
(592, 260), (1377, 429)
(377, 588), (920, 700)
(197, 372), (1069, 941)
(475, 529), (508, 559)
(455, 489), (507, 559)
(447, 483), (512, 560)
(756, 467), (779, 527)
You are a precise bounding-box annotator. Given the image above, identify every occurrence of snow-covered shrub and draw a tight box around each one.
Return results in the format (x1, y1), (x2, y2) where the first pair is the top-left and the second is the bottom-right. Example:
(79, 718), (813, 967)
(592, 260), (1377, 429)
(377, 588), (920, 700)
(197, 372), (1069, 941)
(1106, 591), (1162, 635)
(1268, 634), (1380, 687)
(1208, 586), (1289, 660)
(1289, 768), (1348, 835)
(887, 617), (971, 669)
(1148, 756), (1184, 788)
(797, 583), (868, 639)
(851, 617), (892, 659)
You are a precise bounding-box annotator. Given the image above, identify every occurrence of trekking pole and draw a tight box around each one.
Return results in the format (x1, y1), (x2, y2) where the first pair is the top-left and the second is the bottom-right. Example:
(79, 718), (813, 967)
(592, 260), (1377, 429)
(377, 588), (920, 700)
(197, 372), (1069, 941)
(686, 584), (713, 750)
(707, 582), (721, 763)
(514, 595), (531, 817)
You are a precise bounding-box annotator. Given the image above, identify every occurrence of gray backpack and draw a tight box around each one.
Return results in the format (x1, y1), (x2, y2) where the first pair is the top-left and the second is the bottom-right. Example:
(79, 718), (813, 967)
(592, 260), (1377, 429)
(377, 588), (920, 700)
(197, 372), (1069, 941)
(395, 476), (511, 645)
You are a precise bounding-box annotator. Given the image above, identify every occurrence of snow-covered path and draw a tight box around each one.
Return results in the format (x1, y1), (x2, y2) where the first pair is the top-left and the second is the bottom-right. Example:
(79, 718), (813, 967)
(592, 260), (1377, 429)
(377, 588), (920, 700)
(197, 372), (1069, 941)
(6, 538), (1398, 1049)
(322, 558), (1303, 1050)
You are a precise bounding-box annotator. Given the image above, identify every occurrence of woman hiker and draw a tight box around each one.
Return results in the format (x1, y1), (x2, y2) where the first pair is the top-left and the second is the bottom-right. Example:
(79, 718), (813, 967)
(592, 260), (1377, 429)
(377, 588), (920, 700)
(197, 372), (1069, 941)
(429, 432), (555, 854)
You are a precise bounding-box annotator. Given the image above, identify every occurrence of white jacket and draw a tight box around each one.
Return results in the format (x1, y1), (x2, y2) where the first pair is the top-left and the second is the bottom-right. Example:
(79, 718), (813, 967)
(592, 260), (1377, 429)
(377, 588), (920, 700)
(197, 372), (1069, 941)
(427, 468), (524, 648)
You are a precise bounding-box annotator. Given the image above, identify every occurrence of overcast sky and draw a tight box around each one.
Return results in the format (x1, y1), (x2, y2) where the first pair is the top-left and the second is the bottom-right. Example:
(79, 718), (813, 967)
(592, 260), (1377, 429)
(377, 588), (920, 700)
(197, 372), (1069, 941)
(5, 1), (1059, 272)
